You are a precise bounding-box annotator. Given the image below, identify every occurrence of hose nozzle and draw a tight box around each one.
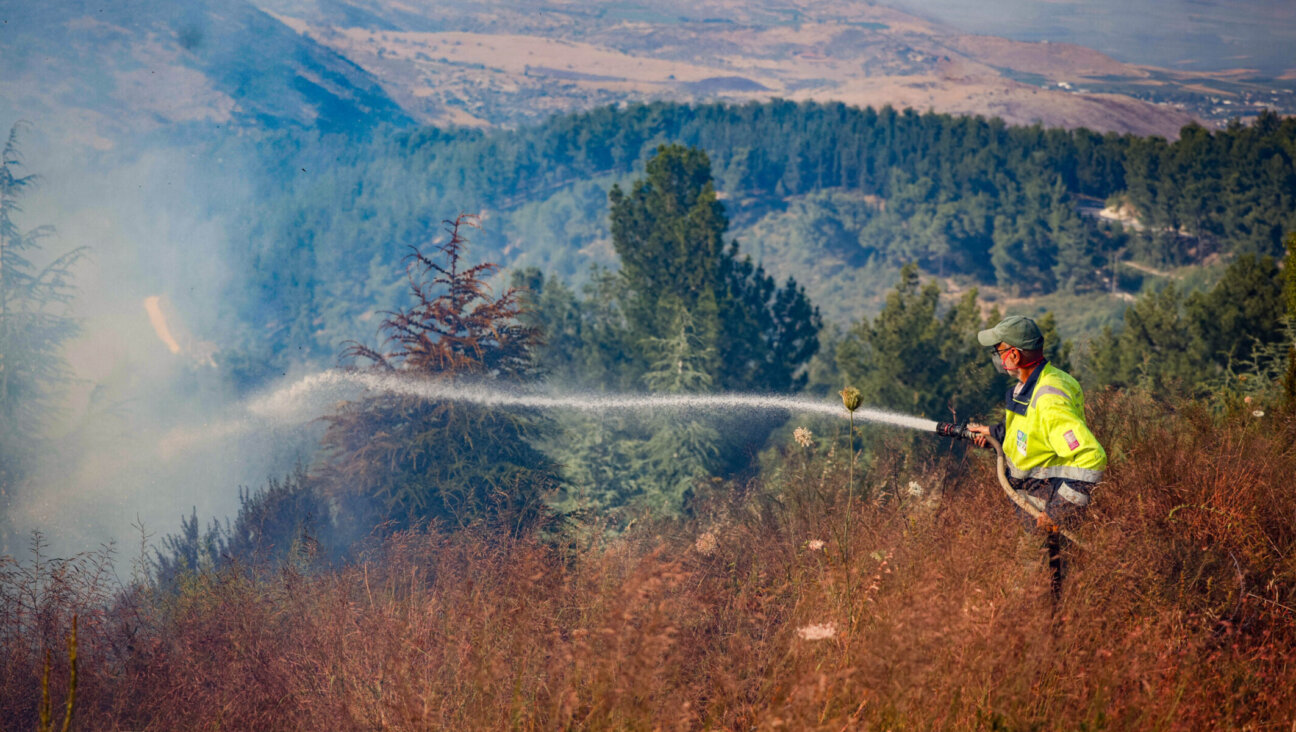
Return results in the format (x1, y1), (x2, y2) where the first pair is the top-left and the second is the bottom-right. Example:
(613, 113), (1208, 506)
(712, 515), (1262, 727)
(935, 422), (976, 441)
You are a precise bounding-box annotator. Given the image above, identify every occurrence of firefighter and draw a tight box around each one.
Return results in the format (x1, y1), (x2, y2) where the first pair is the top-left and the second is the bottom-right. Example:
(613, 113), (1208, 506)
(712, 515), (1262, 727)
(966, 315), (1106, 596)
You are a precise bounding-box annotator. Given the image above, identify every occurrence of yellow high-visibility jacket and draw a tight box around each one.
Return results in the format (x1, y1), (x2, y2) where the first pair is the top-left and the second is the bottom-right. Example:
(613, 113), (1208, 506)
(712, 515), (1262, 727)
(995, 362), (1106, 485)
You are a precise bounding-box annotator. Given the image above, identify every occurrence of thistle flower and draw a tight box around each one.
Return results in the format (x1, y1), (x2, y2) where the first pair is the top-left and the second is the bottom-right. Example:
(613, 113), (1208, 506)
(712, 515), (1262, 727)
(839, 386), (862, 412)
(906, 481), (923, 497)
(694, 531), (719, 555)
(796, 623), (837, 641)
(1253, 409), (1265, 418)
(793, 426), (813, 447)
(806, 539), (826, 551)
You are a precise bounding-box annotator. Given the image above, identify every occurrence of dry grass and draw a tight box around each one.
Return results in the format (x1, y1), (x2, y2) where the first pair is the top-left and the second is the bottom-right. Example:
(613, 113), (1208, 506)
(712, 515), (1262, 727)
(3, 390), (1295, 729)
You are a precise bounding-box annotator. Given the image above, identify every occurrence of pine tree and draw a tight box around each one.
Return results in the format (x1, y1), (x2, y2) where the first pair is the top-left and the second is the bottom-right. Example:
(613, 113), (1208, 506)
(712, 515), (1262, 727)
(1083, 254), (1284, 395)
(717, 248), (821, 392)
(608, 144), (820, 392)
(320, 215), (561, 535)
(836, 264), (998, 421)
(0, 123), (84, 498)
(609, 144), (727, 380)
(1186, 254), (1283, 368)
(1037, 312), (1072, 372)
(638, 303), (720, 512)
(641, 300), (716, 395)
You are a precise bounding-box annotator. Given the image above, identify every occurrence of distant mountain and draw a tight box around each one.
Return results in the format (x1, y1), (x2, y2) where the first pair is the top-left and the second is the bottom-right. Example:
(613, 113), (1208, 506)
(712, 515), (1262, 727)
(250, 0), (1223, 136)
(0, 0), (410, 147)
(5, 0), (1285, 148)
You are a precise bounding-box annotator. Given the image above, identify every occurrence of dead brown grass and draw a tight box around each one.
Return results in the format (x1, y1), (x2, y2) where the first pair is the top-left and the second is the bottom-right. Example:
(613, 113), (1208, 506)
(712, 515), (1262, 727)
(2, 390), (1295, 729)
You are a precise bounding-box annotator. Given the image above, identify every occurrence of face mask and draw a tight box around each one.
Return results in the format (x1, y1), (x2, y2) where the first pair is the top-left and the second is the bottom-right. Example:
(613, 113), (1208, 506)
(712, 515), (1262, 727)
(989, 349), (1009, 374)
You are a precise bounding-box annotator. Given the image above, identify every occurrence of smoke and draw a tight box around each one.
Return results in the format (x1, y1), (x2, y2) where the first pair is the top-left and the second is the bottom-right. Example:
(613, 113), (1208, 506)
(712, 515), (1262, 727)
(0, 119), (319, 559)
(0, 106), (945, 559)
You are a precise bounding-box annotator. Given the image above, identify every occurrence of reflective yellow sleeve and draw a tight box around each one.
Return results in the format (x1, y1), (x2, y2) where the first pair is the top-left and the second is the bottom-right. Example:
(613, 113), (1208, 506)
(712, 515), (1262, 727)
(1037, 397), (1107, 471)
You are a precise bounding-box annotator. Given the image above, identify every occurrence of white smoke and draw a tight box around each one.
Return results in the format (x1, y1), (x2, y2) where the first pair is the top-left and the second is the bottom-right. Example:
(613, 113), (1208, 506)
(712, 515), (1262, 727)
(0, 120), (318, 559)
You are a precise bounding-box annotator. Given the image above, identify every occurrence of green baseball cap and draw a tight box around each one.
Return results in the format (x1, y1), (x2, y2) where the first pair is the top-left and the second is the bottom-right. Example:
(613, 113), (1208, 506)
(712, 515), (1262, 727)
(977, 315), (1043, 350)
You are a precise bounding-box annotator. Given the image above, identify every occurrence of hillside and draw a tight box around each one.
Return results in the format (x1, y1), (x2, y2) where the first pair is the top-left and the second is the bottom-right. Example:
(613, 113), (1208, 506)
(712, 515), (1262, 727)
(0, 0), (410, 145)
(257, 0), (1211, 136)
(5, 0), (1289, 152)
(187, 99), (1296, 392)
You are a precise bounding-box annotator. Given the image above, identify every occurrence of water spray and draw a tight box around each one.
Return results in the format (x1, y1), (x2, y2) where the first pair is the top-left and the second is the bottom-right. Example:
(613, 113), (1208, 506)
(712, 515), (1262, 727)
(249, 370), (941, 432)
(248, 371), (1075, 541)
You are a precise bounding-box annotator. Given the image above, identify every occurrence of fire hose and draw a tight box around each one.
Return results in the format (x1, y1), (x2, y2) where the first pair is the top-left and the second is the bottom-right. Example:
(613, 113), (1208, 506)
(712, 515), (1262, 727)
(936, 423), (1083, 547)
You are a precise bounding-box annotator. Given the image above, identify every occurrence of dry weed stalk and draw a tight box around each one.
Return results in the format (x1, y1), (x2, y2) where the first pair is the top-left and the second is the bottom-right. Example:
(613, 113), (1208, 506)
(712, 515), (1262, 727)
(36, 614), (76, 732)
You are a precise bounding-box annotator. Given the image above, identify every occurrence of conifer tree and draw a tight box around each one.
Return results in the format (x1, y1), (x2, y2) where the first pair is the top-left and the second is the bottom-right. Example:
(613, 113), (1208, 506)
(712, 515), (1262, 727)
(609, 144), (820, 392)
(718, 249), (821, 392)
(321, 215), (560, 535)
(641, 300), (716, 395)
(638, 303), (720, 511)
(836, 264), (998, 421)
(609, 144), (726, 381)
(1085, 254), (1284, 394)
(0, 123), (83, 499)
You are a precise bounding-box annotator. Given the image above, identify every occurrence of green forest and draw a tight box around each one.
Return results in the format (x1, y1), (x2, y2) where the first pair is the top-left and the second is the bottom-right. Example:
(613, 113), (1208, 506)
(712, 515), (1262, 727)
(4, 100), (1296, 728)
(217, 102), (1296, 378)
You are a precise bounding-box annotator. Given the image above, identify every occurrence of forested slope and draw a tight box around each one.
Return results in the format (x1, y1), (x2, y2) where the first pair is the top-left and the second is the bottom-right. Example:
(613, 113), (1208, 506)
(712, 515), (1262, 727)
(220, 102), (1295, 380)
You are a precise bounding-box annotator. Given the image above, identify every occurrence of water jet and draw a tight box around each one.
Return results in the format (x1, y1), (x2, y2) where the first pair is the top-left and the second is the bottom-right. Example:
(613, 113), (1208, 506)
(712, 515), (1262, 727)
(250, 370), (942, 433)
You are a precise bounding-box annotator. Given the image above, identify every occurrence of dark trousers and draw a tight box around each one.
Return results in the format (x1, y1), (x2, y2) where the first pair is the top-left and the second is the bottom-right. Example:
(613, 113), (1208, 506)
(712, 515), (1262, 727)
(1009, 477), (1092, 599)
(1046, 531), (1065, 601)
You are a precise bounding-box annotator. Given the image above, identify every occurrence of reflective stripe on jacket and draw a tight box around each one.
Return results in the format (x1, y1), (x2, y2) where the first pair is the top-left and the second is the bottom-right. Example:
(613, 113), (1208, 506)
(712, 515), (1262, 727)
(1002, 362), (1106, 484)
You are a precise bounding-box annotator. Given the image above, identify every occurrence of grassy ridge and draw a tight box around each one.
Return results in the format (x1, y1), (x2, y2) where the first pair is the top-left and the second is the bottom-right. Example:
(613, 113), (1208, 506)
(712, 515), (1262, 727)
(3, 390), (1294, 729)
